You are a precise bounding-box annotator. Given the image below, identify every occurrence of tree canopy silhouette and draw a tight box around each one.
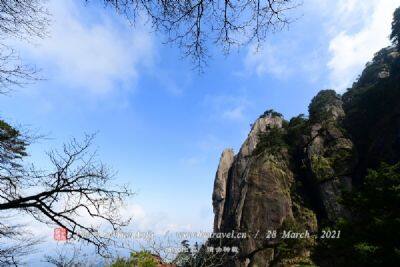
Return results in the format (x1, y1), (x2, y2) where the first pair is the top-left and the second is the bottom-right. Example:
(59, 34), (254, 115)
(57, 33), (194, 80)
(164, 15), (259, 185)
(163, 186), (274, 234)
(0, 0), (49, 91)
(391, 7), (400, 48)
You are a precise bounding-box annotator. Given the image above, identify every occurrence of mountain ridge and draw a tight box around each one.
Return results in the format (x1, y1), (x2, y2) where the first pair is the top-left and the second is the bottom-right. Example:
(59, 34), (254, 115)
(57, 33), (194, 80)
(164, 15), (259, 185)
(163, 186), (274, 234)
(210, 44), (400, 266)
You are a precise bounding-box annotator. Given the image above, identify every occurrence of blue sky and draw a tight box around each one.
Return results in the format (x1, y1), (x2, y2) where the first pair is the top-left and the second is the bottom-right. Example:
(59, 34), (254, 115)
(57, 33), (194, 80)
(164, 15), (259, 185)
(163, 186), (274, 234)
(0, 0), (399, 260)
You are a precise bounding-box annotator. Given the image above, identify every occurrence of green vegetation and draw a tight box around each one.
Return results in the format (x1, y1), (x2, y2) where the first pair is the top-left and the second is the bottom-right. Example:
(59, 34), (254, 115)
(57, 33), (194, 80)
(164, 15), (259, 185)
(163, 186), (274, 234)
(260, 109), (283, 118)
(221, 7), (400, 267)
(253, 127), (288, 156)
(172, 240), (227, 267)
(0, 119), (28, 161)
(291, 200), (318, 234)
(274, 218), (315, 266)
(391, 7), (400, 48)
(343, 48), (400, 173)
(315, 162), (400, 266)
(285, 115), (307, 144)
(308, 90), (341, 123)
(253, 113), (308, 159)
(173, 240), (193, 267)
(298, 14), (400, 264)
(110, 251), (158, 267)
(342, 9), (400, 175)
(310, 155), (334, 182)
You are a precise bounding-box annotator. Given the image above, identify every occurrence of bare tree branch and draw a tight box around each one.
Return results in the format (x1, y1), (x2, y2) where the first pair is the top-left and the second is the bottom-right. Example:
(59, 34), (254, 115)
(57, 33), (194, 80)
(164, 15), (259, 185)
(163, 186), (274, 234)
(0, 215), (41, 266)
(95, 0), (300, 69)
(0, 131), (133, 258)
(0, 0), (49, 92)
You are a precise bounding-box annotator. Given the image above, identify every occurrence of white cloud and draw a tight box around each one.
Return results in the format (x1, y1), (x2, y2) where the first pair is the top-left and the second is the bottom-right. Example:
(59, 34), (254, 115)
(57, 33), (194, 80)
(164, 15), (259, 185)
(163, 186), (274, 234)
(21, 0), (154, 94)
(25, 199), (201, 238)
(120, 202), (206, 235)
(222, 106), (246, 121)
(204, 93), (250, 122)
(242, 0), (400, 91)
(244, 43), (291, 79)
(241, 38), (325, 84)
(327, 0), (400, 91)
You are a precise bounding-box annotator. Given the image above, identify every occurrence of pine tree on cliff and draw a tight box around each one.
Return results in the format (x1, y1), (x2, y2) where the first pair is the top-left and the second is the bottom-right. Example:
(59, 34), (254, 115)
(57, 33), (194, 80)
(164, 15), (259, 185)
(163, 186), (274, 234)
(390, 7), (400, 48)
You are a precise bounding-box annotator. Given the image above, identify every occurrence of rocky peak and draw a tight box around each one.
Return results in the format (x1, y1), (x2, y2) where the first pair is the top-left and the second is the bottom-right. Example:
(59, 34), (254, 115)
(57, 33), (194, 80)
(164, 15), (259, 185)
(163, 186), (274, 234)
(211, 112), (299, 266)
(305, 90), (355, 221)
(212, 148), (234, 232)
(309, 90), (344, 123)
(239, 113), (283, 158)
(210, 94), (355, 265)
(351, 46), (400, 88)
(343, 44), (400, 178)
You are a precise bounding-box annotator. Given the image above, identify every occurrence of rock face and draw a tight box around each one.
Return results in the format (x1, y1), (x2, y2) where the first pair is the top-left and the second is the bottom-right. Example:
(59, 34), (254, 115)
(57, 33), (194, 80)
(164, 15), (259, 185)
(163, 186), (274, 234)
(212, 112), (313, 266)
(219, 113), (285, 232)
(221, 114), (294, 266)
(211, 103), (351, 266)
(305, 90), (355, 221)
(213, 149), (234, 232)
(343, 45), (400, 179)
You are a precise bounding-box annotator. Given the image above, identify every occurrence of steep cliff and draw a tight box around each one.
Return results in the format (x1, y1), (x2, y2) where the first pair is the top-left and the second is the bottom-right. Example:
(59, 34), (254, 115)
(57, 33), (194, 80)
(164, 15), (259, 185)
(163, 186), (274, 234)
(211, 45), (400, 266)
(343, 46), (400, 180)
(305, 90), (355, 222)
(213, 148), (235, 232)
(217, 112), (295, 266)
